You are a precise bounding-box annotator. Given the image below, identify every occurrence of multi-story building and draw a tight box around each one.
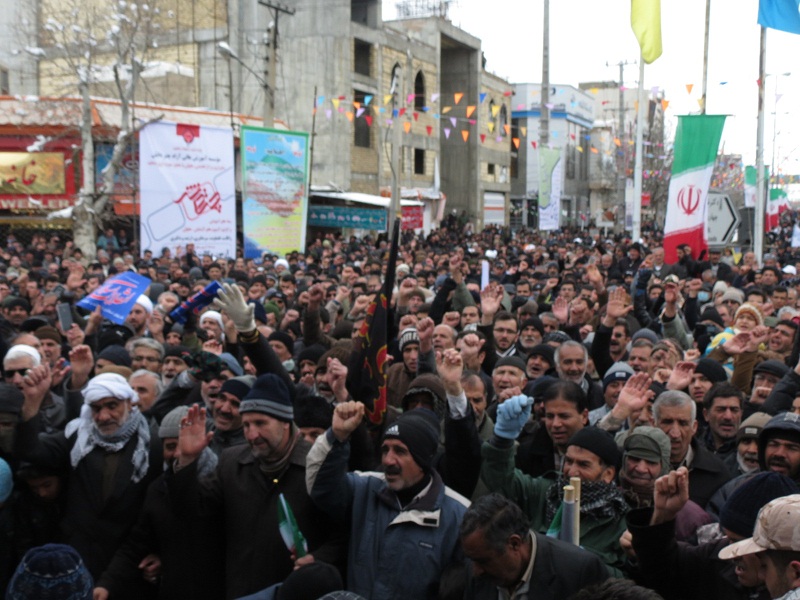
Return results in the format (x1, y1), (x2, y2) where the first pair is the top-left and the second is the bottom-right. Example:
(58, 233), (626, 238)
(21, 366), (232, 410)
(1, 0), (514, 232)
(510, 83), (594, 229)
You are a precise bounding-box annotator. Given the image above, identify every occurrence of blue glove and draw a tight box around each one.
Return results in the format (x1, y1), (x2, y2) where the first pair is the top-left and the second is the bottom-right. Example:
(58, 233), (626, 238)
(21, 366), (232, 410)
(494, 395), (533, 440)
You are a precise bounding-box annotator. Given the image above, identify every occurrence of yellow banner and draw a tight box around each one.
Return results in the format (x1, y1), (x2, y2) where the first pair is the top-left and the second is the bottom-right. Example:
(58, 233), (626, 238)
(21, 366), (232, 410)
(0, 153), (65, 195)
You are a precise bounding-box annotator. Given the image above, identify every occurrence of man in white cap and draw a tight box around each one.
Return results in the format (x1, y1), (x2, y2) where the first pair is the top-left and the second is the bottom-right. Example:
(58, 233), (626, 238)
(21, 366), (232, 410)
(126, 294), (153, 338)
(719, 494), (800, 599)
(14, 366), (161, 580)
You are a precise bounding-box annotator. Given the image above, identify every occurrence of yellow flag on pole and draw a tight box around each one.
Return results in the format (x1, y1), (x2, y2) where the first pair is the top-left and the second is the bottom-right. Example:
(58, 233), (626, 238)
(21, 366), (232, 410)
(631, 0), (662, 64)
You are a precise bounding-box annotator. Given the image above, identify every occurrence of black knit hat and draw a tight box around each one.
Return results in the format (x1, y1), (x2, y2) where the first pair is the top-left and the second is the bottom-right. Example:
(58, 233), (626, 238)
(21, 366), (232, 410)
(0, 383), (23, 415)
(6, 544), (93, 600)
(694, 358), (728, 384)
(382, 410), (439, 472)
(494, 355), (527, 374)
(297, 344), (326, 367)
(293, 395), (334, 429)
(719, 472), (800, 538)
(567, 427), (621, 470)
(240, 373), (293, 422)
(527, 344), (555, 367)
(268, 330), (295, 355)
(96, 344), (133, 368)
(521, 316), (545, 337)
(221, 375), (256, 401)
(753, 359), (790, 380)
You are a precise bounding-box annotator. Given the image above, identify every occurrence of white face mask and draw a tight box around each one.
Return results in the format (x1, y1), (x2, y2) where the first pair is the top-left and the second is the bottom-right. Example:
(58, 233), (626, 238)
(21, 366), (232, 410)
(282, 359), (296, 373)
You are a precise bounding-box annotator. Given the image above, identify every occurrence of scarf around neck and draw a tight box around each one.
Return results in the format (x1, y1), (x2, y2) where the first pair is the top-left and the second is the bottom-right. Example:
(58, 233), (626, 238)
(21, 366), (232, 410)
(545, 475), (629, 524)
(65, 408), (151, 483)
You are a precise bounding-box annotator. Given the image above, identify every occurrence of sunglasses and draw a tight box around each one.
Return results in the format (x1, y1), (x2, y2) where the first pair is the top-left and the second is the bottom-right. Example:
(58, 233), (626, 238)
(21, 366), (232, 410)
(3, 368), (29, 379)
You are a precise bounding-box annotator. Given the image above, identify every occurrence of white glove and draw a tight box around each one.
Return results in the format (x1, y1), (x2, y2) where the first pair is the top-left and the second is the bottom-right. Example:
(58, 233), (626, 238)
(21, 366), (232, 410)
(213, 283), (256, 332)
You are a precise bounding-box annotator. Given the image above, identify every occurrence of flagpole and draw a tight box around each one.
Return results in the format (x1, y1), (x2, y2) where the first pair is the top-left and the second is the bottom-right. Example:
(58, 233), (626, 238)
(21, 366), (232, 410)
(754, 27), (767, 260)
(633, 57), (645, 242)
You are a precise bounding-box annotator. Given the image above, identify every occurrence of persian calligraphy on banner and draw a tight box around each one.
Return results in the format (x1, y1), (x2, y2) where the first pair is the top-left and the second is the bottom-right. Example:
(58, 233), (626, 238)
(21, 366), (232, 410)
(77, 272), (151, 325)
(0, 153), (65, 195)
(241, 126), (309, 259)
(307, 205), (387, 230)
(139, 122), (236, 258)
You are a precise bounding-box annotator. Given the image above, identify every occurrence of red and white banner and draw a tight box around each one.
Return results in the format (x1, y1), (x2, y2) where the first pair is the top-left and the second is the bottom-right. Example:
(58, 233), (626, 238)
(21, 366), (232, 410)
(139, 122), (236, 258)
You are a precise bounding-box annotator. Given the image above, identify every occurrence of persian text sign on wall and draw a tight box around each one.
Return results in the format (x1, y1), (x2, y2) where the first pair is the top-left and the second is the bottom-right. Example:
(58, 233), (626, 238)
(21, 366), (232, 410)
(308, 205), (387, 229)
(0, 153), (66, 195)
(241, 127), (309, 259)
(138, 122), (236, 258)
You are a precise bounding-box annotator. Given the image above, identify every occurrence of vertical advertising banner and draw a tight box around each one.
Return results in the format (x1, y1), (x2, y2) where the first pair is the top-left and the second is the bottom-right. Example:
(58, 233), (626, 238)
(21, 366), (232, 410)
(538, 147), (562, 231)
(241, 127), (309, 259)
(139, 122), (236, 258)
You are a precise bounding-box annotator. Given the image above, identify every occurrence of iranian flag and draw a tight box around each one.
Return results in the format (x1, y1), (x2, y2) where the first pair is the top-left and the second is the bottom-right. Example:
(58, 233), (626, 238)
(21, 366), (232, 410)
(766, 187), (790, 230)
(744, 166), (757, 208)
(663, 115), (726, 263)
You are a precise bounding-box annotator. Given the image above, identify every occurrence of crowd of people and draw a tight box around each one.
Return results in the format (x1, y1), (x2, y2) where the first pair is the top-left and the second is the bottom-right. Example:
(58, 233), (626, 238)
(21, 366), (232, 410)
(0, 221), (800, 600)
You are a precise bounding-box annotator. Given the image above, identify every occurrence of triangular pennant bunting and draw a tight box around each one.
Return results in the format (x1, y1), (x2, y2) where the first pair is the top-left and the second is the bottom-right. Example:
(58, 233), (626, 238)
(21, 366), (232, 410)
(461, 130), (469, 142)
(454, 92), (464, 104)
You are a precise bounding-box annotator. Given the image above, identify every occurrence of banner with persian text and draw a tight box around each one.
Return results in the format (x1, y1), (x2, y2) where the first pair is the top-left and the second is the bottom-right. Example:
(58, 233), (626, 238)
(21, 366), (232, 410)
(138, 122), (236, 258)
(241, 126), (309, 259)
(0, 152), (65, 195)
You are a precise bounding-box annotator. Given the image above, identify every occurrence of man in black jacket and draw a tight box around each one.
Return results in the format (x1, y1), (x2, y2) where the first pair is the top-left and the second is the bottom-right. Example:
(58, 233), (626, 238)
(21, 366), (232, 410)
(461, 494), (608, 599)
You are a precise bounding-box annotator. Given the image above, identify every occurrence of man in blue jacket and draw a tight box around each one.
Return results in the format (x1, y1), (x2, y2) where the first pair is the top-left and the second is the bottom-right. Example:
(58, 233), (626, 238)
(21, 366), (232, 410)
(306, 400), (470, 599)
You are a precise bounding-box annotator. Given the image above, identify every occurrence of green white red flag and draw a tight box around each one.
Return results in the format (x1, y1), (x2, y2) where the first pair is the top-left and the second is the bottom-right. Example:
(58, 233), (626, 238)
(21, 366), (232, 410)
(663, 115), (726, 263)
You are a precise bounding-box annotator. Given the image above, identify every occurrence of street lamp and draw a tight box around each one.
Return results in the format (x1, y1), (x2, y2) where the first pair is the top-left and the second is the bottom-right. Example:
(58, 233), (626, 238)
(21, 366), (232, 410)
(768, 72), (791, 186)
(216, 42), (272, 127)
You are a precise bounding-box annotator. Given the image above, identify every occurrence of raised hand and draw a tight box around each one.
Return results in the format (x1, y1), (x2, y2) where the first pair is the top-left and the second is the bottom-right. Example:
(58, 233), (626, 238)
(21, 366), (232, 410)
(307, 284), (325, 310)
(436, 348), (464, 395)
(214, 283), (255, 333)
(552, 296), (569, 324)
(586, 263), (604, 288)
(666, 361), (696, 391)
(177, 404), (213, 467)
(326, 357), (349, 403)
(722, 332), (751, 355)
(616, 372), (654, 416)
(50, 358), (71, 389)
(604, 287), (632, 323)
(64, 323), (86, 348)
(494, 394), (532, 440)
(747, 325), (771, 352)
(21, 364), (53, 422)
(480, 283), (502, 318)
(68, 344), (94, 389)
(332, 401), (365, 442)
(651, 467), (690, 525)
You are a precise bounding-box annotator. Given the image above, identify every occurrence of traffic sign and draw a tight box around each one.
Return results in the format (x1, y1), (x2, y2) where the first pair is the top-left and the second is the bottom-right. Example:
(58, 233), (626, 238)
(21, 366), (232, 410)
(706, 192), (740, 246)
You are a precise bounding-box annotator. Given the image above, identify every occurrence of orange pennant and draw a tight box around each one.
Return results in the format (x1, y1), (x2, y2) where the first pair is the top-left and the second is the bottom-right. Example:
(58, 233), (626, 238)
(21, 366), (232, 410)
(345, 111), (354, 122)
(503, 124), (510, 136)
(614, 138), (621, 147)
(353, 102), (361, 109)
(591, 147), (599, 154)
(454, 92), (464, 105)
(461, 130), (469, 142)
(403, 121), (411, 133)
(466, 105), (476, 118)
(442, 106), (452, 114)
(685, 84), (694, 94)
(512, 138), (520, 149)
(661, 99), (670, 111)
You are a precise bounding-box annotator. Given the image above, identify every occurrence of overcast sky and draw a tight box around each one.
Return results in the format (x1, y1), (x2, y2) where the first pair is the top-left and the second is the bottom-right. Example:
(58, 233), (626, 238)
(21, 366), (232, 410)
(385, 0), (800, 173)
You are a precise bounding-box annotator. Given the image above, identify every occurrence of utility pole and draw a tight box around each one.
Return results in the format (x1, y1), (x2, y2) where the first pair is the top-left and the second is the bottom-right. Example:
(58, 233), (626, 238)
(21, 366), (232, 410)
(389, 68), (403, 234)
(701, 0), (711, 114)
(257, 0), (295, 127)
(539, 0), (550, 147)
(608, 60), (634, 231)
(754, 27), (767, 259)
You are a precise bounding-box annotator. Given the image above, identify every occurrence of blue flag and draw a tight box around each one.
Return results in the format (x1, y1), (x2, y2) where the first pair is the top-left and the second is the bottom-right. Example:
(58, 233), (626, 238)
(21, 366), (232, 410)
(77, 272), (151, 325)
(758, 0), (800, 34)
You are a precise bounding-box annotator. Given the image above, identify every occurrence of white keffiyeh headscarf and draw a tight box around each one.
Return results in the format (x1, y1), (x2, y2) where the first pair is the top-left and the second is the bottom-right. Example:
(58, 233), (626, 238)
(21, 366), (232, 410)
(65, 373), (150, 483)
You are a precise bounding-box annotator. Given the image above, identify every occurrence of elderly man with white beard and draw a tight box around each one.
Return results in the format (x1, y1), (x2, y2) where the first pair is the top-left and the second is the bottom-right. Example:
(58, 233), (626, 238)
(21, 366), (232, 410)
(14, 362), (162, 583)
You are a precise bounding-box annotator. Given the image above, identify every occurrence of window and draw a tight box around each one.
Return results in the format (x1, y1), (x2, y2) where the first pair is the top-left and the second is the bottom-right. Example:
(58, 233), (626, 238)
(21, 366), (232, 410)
(353, 90), (371, 148)
(354, 39), (371, 76)
(499, 105), (508, 137)
(414, 149), (425, 174)
(488, 100), (495, 125)
(488, 163), (495, 176)
(414, 71), (425, 111)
